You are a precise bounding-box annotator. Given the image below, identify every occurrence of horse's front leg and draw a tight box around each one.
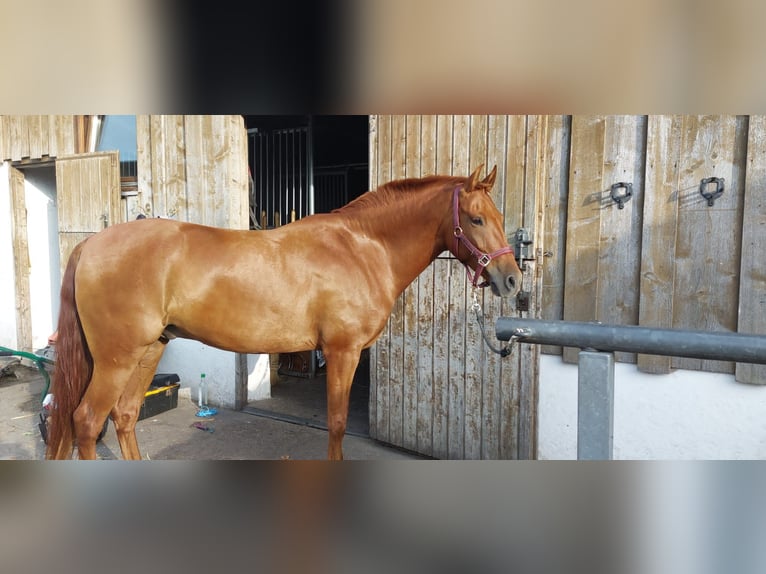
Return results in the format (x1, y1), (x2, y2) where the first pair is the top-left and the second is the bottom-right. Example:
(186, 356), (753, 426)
(323, 345), (362, 460)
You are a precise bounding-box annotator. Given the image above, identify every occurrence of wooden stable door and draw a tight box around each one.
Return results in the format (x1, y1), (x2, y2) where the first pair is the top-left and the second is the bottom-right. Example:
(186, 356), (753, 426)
(55, 151), (121, 275)
(368, 115), (556, 459)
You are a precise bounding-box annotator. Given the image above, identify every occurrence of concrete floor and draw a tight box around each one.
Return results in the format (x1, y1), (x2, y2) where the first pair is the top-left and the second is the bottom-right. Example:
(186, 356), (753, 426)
(0, 360), (422, 460)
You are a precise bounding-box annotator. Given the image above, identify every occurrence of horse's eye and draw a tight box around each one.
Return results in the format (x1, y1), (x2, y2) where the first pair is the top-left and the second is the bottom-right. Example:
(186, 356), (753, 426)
(471, 217), (484, 226)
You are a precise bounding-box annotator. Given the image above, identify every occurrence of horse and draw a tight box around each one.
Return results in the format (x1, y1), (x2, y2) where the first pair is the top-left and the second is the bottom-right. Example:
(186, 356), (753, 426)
(45, 164), (523, 460)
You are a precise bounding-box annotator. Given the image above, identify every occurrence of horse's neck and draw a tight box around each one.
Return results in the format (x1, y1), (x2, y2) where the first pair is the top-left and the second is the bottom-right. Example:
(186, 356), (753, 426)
(357, 187), (450, 293)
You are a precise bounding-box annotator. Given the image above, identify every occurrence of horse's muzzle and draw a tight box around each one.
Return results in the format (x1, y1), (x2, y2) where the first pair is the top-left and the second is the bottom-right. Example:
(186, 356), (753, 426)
(489, 269), (522, 298)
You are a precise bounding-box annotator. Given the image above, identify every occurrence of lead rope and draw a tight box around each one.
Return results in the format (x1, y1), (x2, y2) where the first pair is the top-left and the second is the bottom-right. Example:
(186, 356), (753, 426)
(471, 289), (514, 358)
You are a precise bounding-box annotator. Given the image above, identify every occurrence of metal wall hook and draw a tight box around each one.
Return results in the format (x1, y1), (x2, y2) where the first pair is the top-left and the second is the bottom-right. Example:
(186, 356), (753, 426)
(699, 177), (724, 207)
(610, 182), (632, 209)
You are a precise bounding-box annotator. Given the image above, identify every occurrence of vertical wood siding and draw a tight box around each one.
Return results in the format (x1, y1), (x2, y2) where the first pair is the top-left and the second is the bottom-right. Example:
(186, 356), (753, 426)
(371, 114), (766, 460)
(370, 115), (543, 459)
(9, 166), (32, 351)
(544, 115), (764, 383)
(55, 151), (121, 275)
(0, 115), (75, 161)
(130, 115), (249, 228)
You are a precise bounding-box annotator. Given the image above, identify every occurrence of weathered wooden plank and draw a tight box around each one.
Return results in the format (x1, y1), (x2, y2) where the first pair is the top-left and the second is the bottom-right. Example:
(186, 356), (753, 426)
(480, 114), (508, 459)
(387, 115), (407, 448)
(462, 114), (488, 459)
(9, 116), (29, 161)
(46, 115), (58, 158)
(737, 115), (766, 384)
(367, 116), (379, 439)
(431, 115), (453, 458)
(447, 114), (470, 459)
(671, 115), (746, 373)
(38, 115), (50, 158)
(206, 115), (230, 227)
(563, 115), (606, 363)
(184, 115), (206, 223)
(539, 115), (571, 355)
(228, 115), (250, 230)
(637, 115), (683, 373)
(53, 115), (75, 158)
(9, 166), (32, 352)
(416, 114), (437, 455)
(161, 115), (187, 221)
(0, 116), (8, 161)
(100, 148), (121, 229)
(596, 115), (646, 362)
(27, 115), (42, 160)
(135, 115), (153, 218)
(373, 115), (392, 443)
(402, 114), (421, 453)
(517, 115), (548, 459)
(500, 115), (529, 462)
(149, 115), (168, 217)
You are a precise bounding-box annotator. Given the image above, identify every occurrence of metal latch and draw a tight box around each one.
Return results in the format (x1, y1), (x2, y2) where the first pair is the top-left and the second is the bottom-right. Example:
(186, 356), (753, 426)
(513, 228), (534, 271)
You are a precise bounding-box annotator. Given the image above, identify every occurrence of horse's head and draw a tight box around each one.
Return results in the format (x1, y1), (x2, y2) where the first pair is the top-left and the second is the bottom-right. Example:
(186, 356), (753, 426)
(452, 164), (523, 298)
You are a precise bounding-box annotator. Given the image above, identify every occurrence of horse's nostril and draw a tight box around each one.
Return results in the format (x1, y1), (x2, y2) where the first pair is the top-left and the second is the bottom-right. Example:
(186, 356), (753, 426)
(507, 275), (516, 290)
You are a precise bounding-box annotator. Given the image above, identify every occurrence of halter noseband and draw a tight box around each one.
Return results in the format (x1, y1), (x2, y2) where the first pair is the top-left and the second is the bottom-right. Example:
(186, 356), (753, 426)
(452, 186), (514, 288)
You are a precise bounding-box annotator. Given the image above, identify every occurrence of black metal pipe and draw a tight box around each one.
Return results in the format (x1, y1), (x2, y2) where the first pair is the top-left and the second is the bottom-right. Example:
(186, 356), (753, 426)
(495, 318), (766, 365)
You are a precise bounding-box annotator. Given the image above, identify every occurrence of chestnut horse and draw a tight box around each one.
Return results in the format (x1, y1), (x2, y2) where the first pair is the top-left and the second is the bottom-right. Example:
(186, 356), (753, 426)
(46, 165), (522, 460)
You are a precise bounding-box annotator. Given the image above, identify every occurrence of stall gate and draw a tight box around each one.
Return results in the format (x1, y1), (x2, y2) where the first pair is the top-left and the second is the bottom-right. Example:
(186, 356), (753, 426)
(248, 126), (312, 229)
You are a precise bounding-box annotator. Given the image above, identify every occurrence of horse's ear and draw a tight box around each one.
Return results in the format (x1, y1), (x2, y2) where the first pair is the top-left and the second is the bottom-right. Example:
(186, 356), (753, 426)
(481, 165), (497, 189)
(466, 164), (485, 192)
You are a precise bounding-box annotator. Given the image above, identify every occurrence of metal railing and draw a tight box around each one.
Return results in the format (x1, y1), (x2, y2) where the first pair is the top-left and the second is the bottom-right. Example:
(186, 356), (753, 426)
(495, 318), (766, 460)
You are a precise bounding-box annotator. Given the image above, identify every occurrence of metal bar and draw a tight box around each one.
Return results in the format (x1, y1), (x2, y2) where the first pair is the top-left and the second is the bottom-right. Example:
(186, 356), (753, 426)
(496, 318), (766, 365)
(577, 350), (614, 460)
(308, 118), (314, 215)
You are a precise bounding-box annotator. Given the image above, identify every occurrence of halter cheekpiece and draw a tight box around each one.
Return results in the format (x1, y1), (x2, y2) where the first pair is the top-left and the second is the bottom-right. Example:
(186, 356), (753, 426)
(451, 185), (514, 288)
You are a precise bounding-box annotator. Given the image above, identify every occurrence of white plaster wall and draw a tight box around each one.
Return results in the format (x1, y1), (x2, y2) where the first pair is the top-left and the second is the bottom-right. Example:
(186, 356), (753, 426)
(247, 353), (271, 401)
(23, 167), (59, 349)
(156, 339), (270, 408)
(538, 354), (766, 460)
(0, 162), (17, 348)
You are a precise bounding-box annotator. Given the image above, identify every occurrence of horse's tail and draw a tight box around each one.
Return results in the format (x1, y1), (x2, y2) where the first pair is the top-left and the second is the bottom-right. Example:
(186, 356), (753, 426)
(46, 241), (93, 459)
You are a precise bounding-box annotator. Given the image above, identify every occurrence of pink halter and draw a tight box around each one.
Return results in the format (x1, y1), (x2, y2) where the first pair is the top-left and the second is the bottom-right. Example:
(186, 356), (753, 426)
(452, 186), (514, 288)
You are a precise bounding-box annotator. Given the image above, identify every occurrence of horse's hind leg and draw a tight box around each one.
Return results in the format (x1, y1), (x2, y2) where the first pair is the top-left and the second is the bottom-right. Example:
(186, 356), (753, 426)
(111, 341), (167, 460)
(323, 345), (362, 460)
(73, 350), (147, 459)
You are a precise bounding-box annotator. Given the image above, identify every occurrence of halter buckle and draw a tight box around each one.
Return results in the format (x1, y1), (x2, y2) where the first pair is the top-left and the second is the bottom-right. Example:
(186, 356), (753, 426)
(477, 253), (491, 267)
(453, 226), (463, 237)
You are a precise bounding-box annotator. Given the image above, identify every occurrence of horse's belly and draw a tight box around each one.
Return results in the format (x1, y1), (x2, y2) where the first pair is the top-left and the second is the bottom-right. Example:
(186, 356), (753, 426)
(172, 309), (318, 355)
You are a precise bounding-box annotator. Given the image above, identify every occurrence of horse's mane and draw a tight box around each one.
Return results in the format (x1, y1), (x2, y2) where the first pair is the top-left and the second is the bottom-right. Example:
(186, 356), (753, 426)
(334, 174), (465, 214)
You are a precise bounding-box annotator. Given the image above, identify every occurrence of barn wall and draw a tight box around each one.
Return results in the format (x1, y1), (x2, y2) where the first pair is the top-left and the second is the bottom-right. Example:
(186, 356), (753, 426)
(372, 114), (766, 460)
(538, 114), (766, 459)
(0, 115), (77, 162)
(369, 115), (547, 460)
(129, 115), (249, 228)
(541, 115), (766, 384)
(0, 115), (257, 408)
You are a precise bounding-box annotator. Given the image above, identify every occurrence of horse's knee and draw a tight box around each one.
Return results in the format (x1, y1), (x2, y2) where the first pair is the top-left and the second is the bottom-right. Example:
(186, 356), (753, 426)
(112, 409), (138, 435)
(73, 405), (105, 442)
(327, 412), (347, 438)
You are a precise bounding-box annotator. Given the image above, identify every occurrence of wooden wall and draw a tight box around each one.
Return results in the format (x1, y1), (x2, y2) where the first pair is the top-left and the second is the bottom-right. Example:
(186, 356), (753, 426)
(0, 114), (249, 229)
(369, 115), (551, 459)
(542, 115), (765, 384)
(371, 114), (766, 459)
(2, 115), (249, 352)
(0, 115), (78, 161)
(130, 115), (249, 228)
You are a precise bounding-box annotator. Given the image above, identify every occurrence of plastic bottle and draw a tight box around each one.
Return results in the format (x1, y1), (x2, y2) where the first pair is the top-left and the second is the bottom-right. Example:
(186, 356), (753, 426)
(198, 373), (207, 407)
